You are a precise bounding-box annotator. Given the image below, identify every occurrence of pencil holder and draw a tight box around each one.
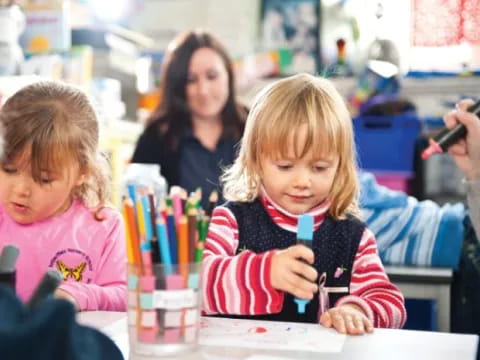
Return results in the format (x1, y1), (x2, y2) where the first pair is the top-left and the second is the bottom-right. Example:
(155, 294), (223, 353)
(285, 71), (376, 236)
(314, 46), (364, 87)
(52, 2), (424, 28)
(126, 262), (202, 357)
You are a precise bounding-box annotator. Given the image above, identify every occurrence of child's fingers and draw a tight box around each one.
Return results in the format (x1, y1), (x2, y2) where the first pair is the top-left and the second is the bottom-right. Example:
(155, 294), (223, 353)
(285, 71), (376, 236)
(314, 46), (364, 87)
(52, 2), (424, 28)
(365, 318), (374, 333)
(331, 313), (346, 334)
(345, 314), (367, 335)
(355, 316), (366, 334)
(344, 314), (361, 334)
(321, 311), (363, 335)
(347, 313), (374, 335)
(321, 306), (374, 335)
(289, 259), (318, 283)
(288, 245), (315, 264)
(319, 311), (332, 328)
(283, 282), (312, 300)
(284, 273), (317, 299)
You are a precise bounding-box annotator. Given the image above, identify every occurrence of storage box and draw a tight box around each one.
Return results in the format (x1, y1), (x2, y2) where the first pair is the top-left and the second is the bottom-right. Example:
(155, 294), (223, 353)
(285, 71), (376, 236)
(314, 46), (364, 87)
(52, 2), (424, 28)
(373, 171), (412, 194)
(403, 299), (437, 331)
(353, 114), (421, 173)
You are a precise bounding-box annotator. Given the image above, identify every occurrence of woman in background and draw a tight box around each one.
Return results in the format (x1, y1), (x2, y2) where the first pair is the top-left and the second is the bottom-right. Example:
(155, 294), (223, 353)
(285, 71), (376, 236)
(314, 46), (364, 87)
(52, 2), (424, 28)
(131, 30), (247, 205)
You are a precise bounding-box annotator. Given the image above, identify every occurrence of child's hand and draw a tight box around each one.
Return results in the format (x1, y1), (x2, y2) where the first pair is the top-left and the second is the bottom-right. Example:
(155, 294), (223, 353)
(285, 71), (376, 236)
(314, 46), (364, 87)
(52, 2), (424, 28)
(270, 245), (318, 299)
(54, 289), (79, 311)
(319, 304), (374, 335)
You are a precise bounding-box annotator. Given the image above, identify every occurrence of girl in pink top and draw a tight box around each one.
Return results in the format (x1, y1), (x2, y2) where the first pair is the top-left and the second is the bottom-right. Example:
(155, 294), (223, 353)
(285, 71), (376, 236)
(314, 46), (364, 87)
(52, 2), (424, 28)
(0, 81), (126, 311)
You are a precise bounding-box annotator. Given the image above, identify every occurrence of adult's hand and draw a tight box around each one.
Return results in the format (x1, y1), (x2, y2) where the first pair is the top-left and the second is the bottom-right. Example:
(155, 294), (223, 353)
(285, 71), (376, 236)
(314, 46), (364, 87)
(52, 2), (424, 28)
(444, 99), (480, 180)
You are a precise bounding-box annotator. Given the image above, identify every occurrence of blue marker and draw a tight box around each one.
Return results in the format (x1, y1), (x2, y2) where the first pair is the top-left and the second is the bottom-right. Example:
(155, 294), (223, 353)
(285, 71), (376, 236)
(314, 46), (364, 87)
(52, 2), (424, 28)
(294, 214), (314, 314)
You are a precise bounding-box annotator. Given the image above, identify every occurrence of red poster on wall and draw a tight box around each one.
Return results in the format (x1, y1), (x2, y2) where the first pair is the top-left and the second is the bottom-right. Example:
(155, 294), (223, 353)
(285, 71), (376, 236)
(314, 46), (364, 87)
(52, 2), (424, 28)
(413, 0), (480, 46)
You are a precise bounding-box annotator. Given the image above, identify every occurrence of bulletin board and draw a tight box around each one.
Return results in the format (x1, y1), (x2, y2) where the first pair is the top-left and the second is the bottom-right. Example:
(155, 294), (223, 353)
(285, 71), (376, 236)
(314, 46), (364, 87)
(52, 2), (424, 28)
(260, 0), (321, 74)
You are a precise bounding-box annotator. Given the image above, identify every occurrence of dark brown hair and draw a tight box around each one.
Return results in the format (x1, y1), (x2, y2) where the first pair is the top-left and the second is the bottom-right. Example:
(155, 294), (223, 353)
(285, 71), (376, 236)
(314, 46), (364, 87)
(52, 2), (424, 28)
(147, 30), (246, 151)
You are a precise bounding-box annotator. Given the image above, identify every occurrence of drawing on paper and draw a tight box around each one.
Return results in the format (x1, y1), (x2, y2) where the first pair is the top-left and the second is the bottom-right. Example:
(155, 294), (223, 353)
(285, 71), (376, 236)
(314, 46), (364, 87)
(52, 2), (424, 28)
(199, 317), (346, 353)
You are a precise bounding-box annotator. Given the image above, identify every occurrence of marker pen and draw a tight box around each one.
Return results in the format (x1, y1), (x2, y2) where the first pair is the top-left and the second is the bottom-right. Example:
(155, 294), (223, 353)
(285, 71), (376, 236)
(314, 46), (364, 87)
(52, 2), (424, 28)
(293, 214), (314, 314)
(422, 100), (480, 160)
(26, 269), (63, 310)
(0, 245), (20, 291)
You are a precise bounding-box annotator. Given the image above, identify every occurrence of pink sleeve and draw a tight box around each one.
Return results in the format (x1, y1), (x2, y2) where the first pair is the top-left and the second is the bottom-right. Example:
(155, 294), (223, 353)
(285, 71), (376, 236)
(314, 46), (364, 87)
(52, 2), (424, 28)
(59, 211), (127, 311)
(202, 206), (284, 315)
(335, 228), (406, 328)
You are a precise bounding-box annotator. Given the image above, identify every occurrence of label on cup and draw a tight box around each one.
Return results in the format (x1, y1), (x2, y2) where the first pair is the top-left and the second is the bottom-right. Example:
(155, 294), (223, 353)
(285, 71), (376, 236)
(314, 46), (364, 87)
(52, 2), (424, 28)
(153, 289), (197, 310)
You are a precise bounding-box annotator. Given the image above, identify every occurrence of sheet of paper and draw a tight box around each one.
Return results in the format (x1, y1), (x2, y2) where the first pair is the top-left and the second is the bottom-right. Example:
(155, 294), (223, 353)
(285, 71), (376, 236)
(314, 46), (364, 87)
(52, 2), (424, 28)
(246, 356), (295, 360)
(101, 317), (130, 359)
(199, 317), (346, 353)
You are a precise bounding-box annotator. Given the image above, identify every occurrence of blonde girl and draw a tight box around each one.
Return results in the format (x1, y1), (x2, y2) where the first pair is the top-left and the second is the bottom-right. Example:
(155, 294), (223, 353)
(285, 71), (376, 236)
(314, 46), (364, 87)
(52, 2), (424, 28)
(202, 74), (405, 334)
(0, 81), (126, 311)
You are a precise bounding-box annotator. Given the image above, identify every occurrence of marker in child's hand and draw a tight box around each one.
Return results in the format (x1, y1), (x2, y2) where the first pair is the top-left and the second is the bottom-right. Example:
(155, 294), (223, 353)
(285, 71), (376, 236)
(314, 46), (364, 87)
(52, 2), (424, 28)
(26, 269), (63, 310)
(0, 245), (20, 291)
(422, 100), (480, 160)
(294, 214), (314, 314)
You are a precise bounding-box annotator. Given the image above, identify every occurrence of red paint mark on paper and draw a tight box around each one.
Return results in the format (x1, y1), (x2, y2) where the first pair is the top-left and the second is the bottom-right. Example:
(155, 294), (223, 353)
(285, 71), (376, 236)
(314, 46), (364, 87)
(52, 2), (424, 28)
(248, 327), (267, 334)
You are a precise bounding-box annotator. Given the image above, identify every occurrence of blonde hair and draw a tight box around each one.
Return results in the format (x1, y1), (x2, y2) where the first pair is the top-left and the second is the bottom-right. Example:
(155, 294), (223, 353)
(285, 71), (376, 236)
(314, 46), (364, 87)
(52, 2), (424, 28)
(222, 73), (359, 219)
(0, 81), (112, 213)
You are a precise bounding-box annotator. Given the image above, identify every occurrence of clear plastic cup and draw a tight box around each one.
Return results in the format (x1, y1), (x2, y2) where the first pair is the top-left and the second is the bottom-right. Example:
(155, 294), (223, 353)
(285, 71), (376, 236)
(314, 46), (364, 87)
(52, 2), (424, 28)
(126, 262), (202, 357)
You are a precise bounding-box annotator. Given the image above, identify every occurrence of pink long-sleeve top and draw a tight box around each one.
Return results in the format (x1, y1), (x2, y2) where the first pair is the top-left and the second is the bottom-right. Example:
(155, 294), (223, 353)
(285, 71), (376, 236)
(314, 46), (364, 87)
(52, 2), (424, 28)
(0, 200), (127, 311)
(202, 192), (406, 328)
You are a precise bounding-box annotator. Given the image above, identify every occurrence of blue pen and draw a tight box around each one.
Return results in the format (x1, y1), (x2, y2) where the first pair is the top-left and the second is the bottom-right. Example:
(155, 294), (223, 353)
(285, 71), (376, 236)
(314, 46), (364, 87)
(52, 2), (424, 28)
(294, 214), (314, 314)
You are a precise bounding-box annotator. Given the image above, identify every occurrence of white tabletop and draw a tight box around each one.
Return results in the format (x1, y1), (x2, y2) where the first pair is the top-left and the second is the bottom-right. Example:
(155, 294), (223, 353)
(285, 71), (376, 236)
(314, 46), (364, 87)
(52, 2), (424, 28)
(78, 311), (478, 360)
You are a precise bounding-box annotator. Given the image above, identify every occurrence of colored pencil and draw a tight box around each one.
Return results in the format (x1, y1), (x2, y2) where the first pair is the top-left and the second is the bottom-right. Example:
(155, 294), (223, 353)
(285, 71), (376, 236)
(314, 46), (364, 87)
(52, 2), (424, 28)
(147, 190), (161, 263)
(187, 207), (198, 263)
(122, 199), (135, 264)
(166, 207), (178, 264)
(123, 198), (142, 265)
(177, 215), (189, 266)
(156, 215), (173, 275)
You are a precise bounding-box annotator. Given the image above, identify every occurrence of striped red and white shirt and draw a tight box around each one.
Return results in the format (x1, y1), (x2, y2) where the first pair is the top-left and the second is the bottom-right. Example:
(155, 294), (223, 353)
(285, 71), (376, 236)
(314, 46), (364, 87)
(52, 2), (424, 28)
(202, 192), (406, 328)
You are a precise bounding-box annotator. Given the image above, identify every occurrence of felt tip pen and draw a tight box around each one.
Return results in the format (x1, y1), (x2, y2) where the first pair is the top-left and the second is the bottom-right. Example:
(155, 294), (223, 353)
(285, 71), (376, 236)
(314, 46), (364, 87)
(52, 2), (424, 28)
(422, 100), (480, 160)
(0, 245), (20, 291)
(26, 270), (63, 310)
(0, 244), (19, 274)
(294, 214), (314, 314)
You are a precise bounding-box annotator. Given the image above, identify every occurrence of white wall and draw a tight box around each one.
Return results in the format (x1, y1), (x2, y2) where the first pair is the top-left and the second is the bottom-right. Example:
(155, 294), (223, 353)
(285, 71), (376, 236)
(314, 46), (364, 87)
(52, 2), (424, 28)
(321, 0), (411, 74)
(81, 0), (479, 72)
(128, 0), (260, 58)
(127, 0), (413, 73)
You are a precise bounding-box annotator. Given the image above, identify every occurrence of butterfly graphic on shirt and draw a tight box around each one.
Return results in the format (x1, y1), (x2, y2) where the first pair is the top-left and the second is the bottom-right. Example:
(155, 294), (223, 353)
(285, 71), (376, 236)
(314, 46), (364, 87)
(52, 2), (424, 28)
(56, 260), (87, 282)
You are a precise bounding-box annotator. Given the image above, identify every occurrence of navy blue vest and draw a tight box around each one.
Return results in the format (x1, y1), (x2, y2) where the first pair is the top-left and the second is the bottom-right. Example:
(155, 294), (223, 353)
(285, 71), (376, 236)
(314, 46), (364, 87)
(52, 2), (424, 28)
(215, 199), (365, 323)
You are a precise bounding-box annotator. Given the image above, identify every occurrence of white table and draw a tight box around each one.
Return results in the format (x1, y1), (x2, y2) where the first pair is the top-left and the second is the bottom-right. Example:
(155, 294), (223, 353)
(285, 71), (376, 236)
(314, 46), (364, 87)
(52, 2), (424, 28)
(385, 265), (453, 332)
(78, 312), (478, 360)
